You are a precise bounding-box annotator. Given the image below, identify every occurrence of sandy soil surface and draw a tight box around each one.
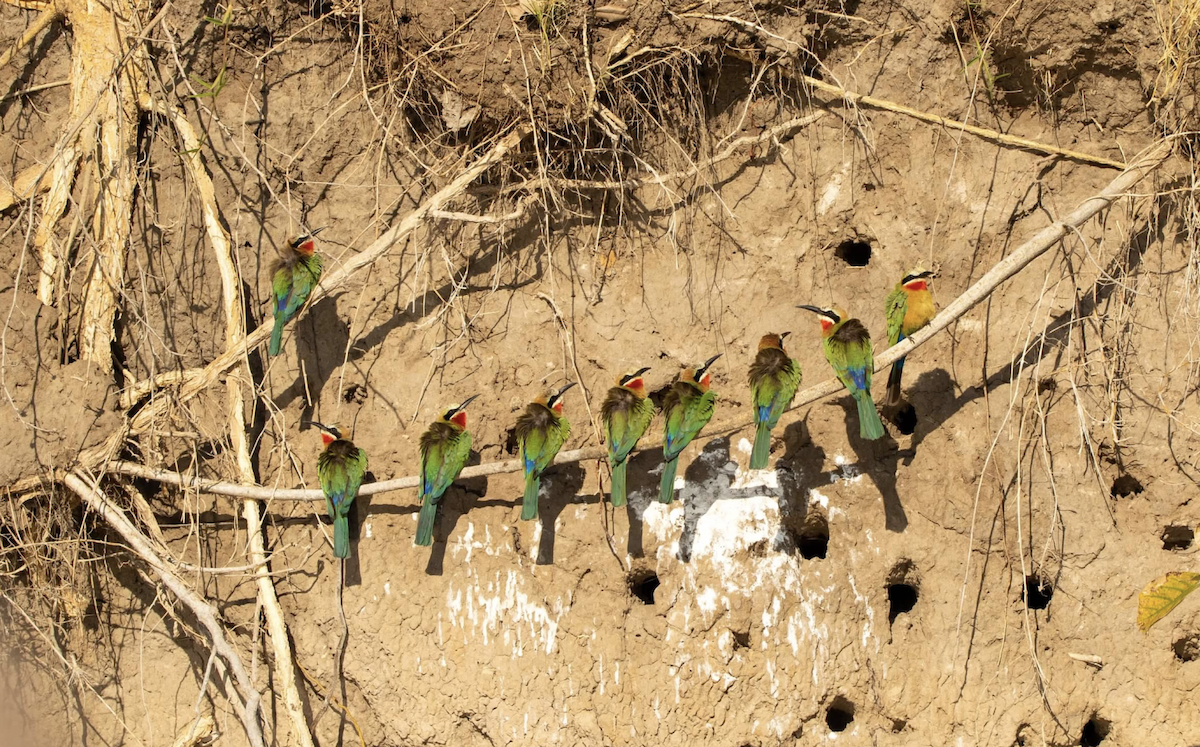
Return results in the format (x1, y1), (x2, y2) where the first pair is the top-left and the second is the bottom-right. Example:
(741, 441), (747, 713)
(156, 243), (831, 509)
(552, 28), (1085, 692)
(2, 0), (1199, 746)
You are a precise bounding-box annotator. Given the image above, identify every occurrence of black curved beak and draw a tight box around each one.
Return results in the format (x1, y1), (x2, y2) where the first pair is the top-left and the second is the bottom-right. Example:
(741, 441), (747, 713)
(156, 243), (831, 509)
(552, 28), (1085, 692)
(797, 304), (825, 315)
(632, 366), (652, 378)
(779, 331), (792, 341)
(703, 353), (722, 368)
(456, 394), (480, 411)
(557, 381), (578, 396)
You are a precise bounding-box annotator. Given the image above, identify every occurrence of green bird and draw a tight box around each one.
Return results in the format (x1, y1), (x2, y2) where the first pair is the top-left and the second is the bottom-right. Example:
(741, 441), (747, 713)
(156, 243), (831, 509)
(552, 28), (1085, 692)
(515, 382), (576, 521)
(268, 227), (326, 356)
(798, 304), (885, 440)
(308, 421), (368, 559)
(884, 268), (936, 406)
(659, 354), (721, 504)
(415, 395), (478, 547)
(748, 333), (802, 469)
(600, 367), (654, 508)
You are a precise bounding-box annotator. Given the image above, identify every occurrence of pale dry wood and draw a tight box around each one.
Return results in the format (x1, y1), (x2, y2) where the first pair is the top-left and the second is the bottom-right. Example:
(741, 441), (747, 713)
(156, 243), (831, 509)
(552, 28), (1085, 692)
(72, 0), (146, 367)
(123, 124), (533, 429)
(62, 471), (265, 747)
(156, 97), (316, 747)
(0, 5), (58, 69)
(0, 163), (53, 211)
(93, 139), (1172, 501)
(725, 48), (1129, 170)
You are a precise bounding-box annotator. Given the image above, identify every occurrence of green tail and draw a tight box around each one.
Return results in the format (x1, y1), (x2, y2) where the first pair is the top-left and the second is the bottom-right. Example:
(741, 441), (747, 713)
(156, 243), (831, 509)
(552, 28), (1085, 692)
(856, 391), (885, 440)
(333, 515), (350, 559)
(885, 356), (906, 406)
(521, 473), (540, 521)
(610, 459), (628, 507)
(750, 420), (772, 470)
(658, 457), (679, 504)
(268, 315), (285, 356)
(415, 496), (438, 546)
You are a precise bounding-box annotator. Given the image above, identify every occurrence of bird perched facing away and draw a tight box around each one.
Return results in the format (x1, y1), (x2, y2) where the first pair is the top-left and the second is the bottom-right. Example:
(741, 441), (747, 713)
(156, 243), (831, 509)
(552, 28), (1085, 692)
(600, 367), (654, 508)
(884, 268), (936, 406)
(269, 227), (326, 356)
(748, 333), (801, 469)
(308, 421), (368, 559)
(798, 305), (885, 440)
(659, 354), (721, 504)
(415, 395), (478, 546)
(515, 382), (576, 521)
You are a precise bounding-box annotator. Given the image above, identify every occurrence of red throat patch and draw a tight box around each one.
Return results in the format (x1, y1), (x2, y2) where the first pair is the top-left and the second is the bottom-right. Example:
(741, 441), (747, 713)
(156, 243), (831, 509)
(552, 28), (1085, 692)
(451, 411), (468, 428)
(296, 240), (315, 256)
(700, 372), (712, 387)
(553, 402), (565, 413)
(320, 432), (335, 446)
(818, 319), (834, 332)
(625, 377), (645, 393)
(904, 280), (928, 292)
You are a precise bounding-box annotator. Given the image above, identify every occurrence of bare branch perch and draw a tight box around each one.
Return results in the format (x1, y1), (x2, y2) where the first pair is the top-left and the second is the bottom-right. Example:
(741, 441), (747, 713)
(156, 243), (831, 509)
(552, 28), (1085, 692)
(90, 137), (1174, 503)
(122, 125), (533, 425)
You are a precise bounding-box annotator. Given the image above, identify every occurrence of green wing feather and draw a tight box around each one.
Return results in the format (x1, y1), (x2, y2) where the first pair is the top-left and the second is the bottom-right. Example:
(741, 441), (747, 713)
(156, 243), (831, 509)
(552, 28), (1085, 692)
(825, 330), (873, 395)
(663, 385), (716, 461)
(422, 429), (471, 502)
(751, 357), (800, 430)
(607, 397), (653, 463)
(885, 285), (906, 347)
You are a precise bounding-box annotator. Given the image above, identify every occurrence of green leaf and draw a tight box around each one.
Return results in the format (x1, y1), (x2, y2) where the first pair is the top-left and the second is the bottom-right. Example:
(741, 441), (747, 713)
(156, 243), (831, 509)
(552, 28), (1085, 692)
(1137, 571), (1200, 632)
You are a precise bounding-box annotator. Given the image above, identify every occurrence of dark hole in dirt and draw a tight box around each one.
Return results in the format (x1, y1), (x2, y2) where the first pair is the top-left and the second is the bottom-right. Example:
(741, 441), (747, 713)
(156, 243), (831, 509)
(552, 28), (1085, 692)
(887, 559), (919, 624)
(862, 182), (876, 191)
(732, 629), (750, 650)
(1110, 473), (1143, 498)
(503, 427), (519, 456)
(1080, 715), (1111, 746)
(888, 583), (918, 624)
(1161, 525), (1195, 551)
(1174, 633), (1199, 662)
(825, 696), (855, 732)
(1015, 723), (1031, 746)
(834, 239), (872, 267)
(1038, 377), (1057, 394)
(891, 402), (917, 435)
(342, 383), (367, 404)
(891, 718), (906, 733)
(627, 570), (659, 605)
(798, 513), (829, 560)
(1024, 574), (1053, 610)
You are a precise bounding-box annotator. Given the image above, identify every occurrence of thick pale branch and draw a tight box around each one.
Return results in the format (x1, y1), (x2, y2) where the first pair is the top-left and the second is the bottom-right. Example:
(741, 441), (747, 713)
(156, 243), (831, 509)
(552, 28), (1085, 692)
(95, 139), (1172, 502)
(124, 125), (533, 429)
(160, 97), (316, 747)
(0, 5), (58, 69)
(62, 471), (265, 747)
(0, 163), (53, 212)
(720, 49), (1128, 169)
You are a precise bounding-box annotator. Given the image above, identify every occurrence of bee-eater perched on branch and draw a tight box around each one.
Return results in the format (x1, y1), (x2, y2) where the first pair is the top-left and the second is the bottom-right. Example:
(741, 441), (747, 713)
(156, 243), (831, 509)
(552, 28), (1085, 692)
(798, 304), (885, 440)
(884, 268), (936, 406)
(415, 395), (478, 546)
(600, 367), (654, 508)
(307, 421), (367, 559)
(748, 333), (801, 469)
(268, 227), (326, 356)
(516, 382), (575, 521)
(659, 354), (721, 504)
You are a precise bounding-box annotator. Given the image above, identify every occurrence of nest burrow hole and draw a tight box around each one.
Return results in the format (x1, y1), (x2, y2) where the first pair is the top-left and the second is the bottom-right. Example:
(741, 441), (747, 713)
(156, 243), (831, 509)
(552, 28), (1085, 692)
(886, 559), (920, 625)
(834, 238), (873, 267)
(1023, 573), (1054, 610)
(1080, 715), (1111, 746)
(1110, 473), (1143, 498)
(1161, 525), (1194, 551)
(798, 512), (829, 560)
(627, 569), (660, 605)
(825, 696), (855, 732)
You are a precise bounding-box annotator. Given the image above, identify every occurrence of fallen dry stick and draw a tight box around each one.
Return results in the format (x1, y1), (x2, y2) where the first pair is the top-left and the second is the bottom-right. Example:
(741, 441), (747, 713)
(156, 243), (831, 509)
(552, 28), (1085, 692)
(93, 136), (1174, 502)
(62, 471), (265, 747)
